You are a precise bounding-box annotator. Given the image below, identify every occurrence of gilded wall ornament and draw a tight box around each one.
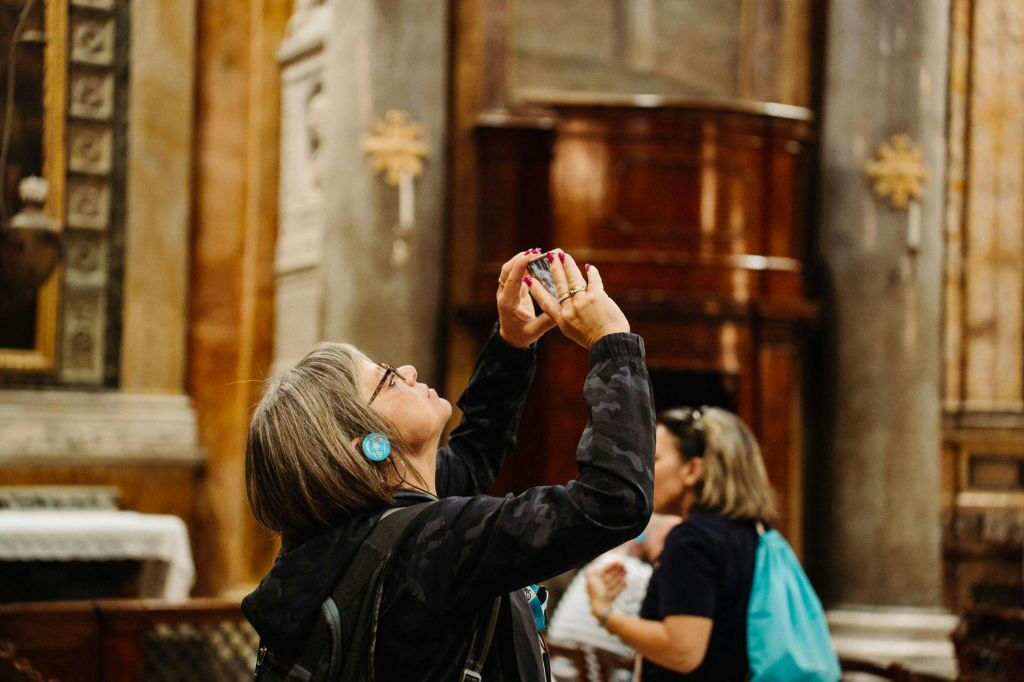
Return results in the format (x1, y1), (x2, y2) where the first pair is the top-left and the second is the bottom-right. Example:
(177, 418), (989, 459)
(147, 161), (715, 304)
(361, 110), (430, 267)
(865, 134), (928, 209)
(361, 109), (429, 187)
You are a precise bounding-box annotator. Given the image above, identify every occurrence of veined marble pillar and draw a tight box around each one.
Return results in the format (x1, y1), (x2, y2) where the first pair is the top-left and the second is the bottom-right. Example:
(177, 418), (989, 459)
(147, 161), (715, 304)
(815, 0), (955, 673)
(273, 0), (448, 382)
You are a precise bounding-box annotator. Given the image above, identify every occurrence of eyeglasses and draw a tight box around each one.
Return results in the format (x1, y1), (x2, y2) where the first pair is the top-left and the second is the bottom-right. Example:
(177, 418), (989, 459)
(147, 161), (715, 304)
(368, 363), (407, 405)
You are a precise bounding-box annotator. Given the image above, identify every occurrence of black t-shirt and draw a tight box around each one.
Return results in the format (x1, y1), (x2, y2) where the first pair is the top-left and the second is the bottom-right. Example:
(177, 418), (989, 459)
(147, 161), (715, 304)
(638, 509), (758, 681)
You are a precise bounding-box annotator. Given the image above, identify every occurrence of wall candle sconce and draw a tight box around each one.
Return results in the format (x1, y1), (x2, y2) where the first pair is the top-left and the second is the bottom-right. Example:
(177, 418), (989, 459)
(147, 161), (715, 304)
(865, 134), (928, 283)
(361, 110), (429, 267)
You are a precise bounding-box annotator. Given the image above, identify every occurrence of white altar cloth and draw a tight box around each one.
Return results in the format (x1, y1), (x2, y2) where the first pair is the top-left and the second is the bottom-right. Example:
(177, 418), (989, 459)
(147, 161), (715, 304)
(0, 510), (194, 601)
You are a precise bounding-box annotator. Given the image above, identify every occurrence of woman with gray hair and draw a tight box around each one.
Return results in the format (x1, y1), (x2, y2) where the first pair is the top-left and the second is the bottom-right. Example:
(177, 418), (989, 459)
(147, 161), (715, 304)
(585, 406), (776, 681)
(242, 249), (655, 681)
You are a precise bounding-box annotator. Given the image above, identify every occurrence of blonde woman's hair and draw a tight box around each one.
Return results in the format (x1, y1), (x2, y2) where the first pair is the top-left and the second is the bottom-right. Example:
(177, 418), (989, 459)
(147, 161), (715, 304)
(658, 407), (776, 522)
(245, 342), (408, 539)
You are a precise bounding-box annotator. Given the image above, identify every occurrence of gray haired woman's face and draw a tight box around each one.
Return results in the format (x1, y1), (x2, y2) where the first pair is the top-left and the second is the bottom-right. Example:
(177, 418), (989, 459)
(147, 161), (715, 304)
(358, 358), (452, 449)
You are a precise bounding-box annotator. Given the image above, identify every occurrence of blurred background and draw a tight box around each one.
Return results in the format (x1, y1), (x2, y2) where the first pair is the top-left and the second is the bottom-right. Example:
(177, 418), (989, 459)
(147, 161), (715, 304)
(0, 0), (1021, 679)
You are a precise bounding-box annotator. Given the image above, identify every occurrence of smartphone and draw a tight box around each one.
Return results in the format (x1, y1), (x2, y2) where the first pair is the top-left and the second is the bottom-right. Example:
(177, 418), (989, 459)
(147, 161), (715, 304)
(526, 254), (559, 299)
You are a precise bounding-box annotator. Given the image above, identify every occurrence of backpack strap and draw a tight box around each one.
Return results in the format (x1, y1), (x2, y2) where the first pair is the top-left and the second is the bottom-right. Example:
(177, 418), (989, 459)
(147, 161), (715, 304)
(460, 596), (502, 682)
(254, 503), (433, 682)
(255, 501), (507, 682)
(330, 504), (430, 615)
(337, 502), (434, 681)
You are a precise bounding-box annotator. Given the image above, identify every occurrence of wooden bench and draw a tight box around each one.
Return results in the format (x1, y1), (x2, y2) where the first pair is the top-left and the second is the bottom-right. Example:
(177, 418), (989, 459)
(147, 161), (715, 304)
(0, 598), (256, 681)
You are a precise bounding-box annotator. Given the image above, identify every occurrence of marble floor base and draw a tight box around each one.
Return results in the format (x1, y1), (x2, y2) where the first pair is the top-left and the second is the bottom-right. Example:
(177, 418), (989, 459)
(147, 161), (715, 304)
(828, 607), (959, 679)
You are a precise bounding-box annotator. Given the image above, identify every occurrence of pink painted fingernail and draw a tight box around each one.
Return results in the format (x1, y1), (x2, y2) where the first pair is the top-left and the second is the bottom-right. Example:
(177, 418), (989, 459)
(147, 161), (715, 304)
(546, 252), (554, 263)
(558, 252), (565, 263)
(584, 263), (591, 272)
(524, 275), (533, 286)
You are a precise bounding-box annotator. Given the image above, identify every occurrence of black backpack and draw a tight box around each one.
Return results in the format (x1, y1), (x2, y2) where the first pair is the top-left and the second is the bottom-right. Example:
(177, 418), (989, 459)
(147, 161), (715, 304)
(252, 503), (501, 682)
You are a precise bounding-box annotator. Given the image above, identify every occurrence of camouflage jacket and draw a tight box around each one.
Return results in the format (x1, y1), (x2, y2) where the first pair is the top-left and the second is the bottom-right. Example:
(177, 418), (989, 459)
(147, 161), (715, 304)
(242, 326), (655, 681)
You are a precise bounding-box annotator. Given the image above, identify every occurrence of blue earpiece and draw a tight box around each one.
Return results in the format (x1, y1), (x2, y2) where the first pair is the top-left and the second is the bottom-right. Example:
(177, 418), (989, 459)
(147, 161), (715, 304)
(361, 432), (392, 462)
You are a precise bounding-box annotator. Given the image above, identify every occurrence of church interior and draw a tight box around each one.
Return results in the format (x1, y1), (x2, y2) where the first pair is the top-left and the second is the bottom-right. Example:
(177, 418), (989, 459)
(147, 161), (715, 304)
(1, 0), (1023, 679)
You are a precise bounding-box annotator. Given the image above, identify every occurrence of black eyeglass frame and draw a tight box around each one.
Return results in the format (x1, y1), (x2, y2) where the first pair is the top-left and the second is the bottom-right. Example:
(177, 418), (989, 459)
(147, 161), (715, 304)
(368, 363), (407, 405)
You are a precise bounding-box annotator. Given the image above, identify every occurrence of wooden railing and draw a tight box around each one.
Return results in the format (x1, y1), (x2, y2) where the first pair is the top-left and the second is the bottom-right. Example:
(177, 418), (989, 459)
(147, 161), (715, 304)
(0, 599), (256, 682)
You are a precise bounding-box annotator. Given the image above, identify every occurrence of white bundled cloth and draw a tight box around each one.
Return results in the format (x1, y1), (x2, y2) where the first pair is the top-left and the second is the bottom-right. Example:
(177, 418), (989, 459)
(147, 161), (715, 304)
(547, 551), (652, 680)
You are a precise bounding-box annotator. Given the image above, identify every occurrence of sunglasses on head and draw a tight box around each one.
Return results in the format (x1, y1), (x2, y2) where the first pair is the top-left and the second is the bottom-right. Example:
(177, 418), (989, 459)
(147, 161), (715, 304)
(664, 406), (708, 458)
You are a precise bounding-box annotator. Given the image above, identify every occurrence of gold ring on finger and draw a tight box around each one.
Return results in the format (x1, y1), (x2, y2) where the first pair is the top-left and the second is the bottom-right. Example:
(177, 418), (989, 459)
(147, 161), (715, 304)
(568, 286), (585, 296)
(557, 293), (572, 304)
(498, 277), (507, 287)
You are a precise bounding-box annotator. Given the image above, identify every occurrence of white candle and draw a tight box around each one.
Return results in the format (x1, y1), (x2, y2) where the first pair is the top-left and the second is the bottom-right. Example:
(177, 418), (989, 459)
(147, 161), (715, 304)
(399, 171), (414, 231)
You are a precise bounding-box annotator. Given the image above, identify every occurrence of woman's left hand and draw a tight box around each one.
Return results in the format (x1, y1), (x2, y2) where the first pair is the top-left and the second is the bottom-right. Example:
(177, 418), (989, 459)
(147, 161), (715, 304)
(586, 561), (627, 615)
(497, 250), (556, 348)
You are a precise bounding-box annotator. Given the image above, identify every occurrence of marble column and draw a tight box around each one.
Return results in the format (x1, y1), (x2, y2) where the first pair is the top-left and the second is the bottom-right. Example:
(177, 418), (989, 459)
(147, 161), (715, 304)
(273, 0), (448, 383)
(319, 0), (448, 383)
(814, 0), (954, 673)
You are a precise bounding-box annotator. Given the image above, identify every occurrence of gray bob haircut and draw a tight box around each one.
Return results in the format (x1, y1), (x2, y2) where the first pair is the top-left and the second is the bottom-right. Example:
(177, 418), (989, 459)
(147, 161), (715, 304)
(659, 406), (777, 522)
(245, 342), (403, 539)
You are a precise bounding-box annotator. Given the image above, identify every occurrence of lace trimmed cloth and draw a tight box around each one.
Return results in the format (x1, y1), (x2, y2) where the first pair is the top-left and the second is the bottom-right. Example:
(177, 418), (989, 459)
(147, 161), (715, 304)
(0, 510), (195, 600)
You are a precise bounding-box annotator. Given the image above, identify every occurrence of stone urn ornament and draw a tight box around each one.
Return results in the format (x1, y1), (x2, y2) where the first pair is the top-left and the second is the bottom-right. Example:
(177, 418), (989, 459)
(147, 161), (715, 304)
(1, 176), (62, 290)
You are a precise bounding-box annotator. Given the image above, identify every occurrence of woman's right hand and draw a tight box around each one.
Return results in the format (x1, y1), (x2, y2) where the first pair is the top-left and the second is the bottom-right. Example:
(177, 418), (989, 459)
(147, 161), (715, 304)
(524, 251), (630, 349)
(586, 561), (628, 615)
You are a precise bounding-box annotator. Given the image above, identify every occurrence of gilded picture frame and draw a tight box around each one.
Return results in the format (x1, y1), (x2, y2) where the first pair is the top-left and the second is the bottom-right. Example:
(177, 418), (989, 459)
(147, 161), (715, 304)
(0, 0), (65, 372)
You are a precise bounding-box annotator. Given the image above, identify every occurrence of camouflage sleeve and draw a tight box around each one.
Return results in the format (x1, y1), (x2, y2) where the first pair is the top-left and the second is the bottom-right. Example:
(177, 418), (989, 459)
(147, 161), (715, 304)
(434, 322), (536, 498)
(395, 332), (655, 611)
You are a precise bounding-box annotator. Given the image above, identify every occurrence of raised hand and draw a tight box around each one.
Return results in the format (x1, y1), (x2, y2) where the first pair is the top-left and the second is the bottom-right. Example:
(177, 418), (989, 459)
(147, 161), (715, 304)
(586, 560), (628, 614)
(525, 251), (629, 349)
(496, 249), (557, 348)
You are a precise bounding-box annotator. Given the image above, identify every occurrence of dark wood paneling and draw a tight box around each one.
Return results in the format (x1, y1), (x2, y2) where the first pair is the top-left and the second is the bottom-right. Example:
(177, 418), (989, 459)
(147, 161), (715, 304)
(0, 601), (98, 681)
(0, 599), (253, 682)
(459, 104), (816, 547)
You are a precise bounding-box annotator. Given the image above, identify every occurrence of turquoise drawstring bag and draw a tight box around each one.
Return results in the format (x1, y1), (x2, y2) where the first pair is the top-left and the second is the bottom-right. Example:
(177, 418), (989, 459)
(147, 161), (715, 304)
(747, 525), (841, 682)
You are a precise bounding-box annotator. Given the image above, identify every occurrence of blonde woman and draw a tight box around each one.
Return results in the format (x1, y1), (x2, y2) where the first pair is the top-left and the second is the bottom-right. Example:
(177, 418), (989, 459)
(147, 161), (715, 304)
(586, 407), (776, 681)
(242, 250), (655, 681)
